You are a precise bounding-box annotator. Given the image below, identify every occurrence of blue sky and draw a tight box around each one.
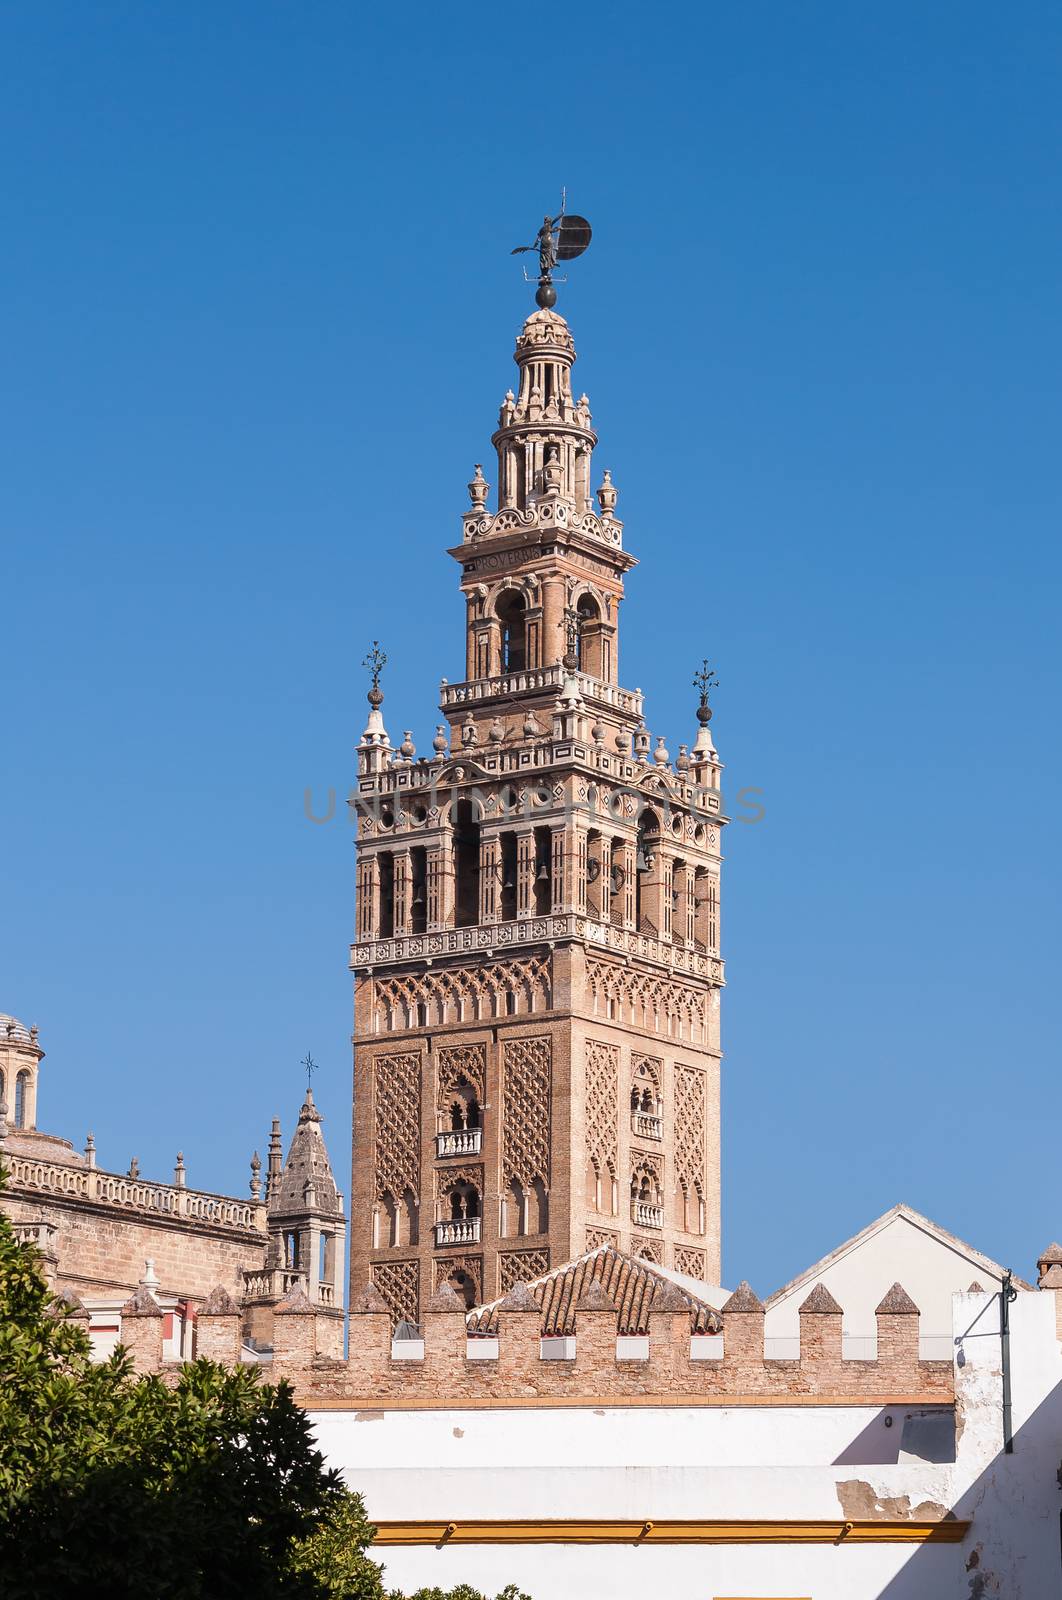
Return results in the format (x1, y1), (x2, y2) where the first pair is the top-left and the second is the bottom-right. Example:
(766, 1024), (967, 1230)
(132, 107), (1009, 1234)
(2, 3), (1060, 1291)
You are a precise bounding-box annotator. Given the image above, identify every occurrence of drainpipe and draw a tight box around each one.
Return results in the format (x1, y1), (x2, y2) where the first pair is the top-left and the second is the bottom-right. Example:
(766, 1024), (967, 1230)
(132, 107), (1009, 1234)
(1000, 1268), (1018, 1454)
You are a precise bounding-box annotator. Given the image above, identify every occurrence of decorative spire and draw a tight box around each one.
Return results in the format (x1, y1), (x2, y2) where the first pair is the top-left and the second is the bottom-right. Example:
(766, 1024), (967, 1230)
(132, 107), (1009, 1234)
(266, 1117), (283, 1204)
(596, 470), (617, 517)
(249, 1150), (262, 1202)
(84, 1131), (96, 1168)
(173, 1151), (186, 1189)
(357, 640), (391, 773)
(692, 658), (720, 764)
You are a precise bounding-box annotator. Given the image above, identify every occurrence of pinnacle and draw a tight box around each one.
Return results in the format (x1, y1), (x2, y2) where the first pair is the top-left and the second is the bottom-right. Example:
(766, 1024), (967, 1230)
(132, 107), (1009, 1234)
(799, 1283), (843, 1315)
(575, 1278), (618, 1313)
(876, 1282), (919, 1316)
(722, 1281), (764, 1314)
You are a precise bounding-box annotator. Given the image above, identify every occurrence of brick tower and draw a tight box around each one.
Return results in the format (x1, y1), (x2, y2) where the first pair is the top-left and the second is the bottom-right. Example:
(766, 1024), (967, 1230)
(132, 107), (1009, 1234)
(349, 300), (727, 1327)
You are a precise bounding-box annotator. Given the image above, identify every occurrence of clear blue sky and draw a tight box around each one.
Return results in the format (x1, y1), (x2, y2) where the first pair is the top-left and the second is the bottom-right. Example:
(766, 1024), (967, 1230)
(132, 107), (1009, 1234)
(3, 3), (1060, 1292)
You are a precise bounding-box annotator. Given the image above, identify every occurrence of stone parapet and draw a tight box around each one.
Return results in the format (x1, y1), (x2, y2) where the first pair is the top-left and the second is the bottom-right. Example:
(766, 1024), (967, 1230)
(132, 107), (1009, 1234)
(5, 1152), (266, 1240)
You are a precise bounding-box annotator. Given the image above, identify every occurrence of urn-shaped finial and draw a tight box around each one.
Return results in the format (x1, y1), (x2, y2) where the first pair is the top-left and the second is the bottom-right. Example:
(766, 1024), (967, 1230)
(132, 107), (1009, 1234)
(468, 463), (489, 509)
(597, 470), (618, 517)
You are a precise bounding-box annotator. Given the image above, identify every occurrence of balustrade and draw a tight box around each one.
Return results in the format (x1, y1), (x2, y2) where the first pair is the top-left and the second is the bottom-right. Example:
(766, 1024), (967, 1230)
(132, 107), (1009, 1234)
(631, 1200), (664, 1230)
(435, 1128), (482, 1158)
(631, 1112), (662, 1140)
(434, 1217), (481, 1246)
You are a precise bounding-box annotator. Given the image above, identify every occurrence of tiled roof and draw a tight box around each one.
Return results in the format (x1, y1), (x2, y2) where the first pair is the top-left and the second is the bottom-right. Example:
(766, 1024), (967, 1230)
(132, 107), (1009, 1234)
(0, 1014), (33, 1045)
(467, 1244), (722, 1336)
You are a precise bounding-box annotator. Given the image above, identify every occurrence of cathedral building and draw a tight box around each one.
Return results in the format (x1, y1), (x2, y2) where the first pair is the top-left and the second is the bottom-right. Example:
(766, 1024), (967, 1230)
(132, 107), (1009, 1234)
(349, 303), (727, 1326)
(0, 1012), (346, 1352)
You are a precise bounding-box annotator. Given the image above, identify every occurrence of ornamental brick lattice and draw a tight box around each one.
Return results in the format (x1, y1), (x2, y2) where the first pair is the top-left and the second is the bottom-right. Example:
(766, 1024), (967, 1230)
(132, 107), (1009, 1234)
(585, 1039), (619, 1179)
(373, 1053), (421, 1202)
(371, 1258), (419, 1329)
(436, 1043), (487, 1112)
(499, 1248), (550, 1292)
(502, 1036), (552, 1189)
(675, 1245), (707, 1278)
(675, 1062), (707, 1203)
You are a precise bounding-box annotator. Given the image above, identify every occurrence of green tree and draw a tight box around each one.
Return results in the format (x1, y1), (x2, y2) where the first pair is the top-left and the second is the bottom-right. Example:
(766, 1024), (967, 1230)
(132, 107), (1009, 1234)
(0, 1196), (531, 1600)
(0, 1195), (383, 1599)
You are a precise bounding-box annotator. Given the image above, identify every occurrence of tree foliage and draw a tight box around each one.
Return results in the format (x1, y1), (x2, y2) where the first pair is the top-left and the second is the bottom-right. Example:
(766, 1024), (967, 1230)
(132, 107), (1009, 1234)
(0, 1195), (530, 1600)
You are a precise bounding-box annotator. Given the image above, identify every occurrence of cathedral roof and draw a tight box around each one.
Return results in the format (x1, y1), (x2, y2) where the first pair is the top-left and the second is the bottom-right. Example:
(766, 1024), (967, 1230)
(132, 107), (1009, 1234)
(0, 1014), (36, 1046)
(269, 1087), (342, 1220)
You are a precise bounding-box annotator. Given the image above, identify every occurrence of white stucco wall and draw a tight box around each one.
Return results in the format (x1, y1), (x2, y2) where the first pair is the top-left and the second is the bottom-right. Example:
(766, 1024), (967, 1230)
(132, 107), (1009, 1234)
(311, 1288), (1062, 1600)
(764, 1212), (1010, 1347)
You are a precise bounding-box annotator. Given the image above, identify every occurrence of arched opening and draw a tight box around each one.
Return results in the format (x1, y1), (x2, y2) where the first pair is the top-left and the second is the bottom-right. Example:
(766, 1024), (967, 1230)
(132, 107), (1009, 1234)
(527, 1176), (548, 1234)
(447, 1180), (480, 1221)
(446, 1079), (481, 1131)
(453, 798), (481, 927)
(575, 594), (604, 677)
(499, 831), (518, 921)
(497, 590), (527, 673)
(503, 1177), (525, 1238)
(409, 847), (427, 935)
(636, 808), (661, 931)
(378, 852), (395, 939)
(14, 1071), (29, 1131)
(380, 1192), (398, 1248)
(401, 1186), (419, 1246)
(533, 826), (551, 915)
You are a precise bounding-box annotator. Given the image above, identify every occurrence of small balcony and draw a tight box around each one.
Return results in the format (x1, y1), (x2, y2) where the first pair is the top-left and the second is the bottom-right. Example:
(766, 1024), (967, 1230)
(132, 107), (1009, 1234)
(631, 1112), (662, 1141)
(631, 1201), (664, 1230)
(434, 1217), (481, 1246)
(435, 1127), (482, 1159)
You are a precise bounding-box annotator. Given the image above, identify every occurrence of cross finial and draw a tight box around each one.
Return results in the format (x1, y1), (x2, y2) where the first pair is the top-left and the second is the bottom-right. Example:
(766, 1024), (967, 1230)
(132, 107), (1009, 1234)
(362, 641), (387, 693)
(302, 1051), (318, 1092)
(693, 659), (720, 707)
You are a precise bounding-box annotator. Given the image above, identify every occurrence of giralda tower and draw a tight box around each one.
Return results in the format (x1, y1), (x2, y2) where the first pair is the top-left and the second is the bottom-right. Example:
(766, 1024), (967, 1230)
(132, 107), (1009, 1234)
(348, 281), (726, 1326)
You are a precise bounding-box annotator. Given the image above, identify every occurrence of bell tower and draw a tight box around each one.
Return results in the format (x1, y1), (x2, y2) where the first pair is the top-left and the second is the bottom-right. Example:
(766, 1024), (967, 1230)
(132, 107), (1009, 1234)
(349, 300), (727, 1328)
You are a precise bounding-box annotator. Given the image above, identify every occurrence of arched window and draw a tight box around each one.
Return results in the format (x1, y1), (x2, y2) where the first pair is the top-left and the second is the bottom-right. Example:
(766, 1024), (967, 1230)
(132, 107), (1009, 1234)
(453, 798), (481, 927)
(14, 1071), (28, 1131)
(441, 1268), (477, 1309)
(496, 590), (527, 673)
(575, 594), (605, 677)
(503, 1177), (525, 1238)
(447, 1180), (480, 1221)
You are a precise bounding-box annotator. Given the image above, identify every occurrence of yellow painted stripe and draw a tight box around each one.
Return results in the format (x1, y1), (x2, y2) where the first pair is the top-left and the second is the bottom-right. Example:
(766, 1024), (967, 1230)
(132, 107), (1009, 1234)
(371, 1518), (970, 1546)
(306, 1392), (950, 1412)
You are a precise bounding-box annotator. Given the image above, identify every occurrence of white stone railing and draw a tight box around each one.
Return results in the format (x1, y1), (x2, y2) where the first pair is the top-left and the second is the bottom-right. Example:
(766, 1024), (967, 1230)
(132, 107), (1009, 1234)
(242, 1266), (308, 1301)
(439, 666), (642, 719)
(436, 1128), (482, 1158)
(5, 1152), (266, 1235)
(435, 1217), (481, 1246)
(353, 911), (720, 983)
(631, 1201), (664, 1230)
(632, 1112), (662, 1141)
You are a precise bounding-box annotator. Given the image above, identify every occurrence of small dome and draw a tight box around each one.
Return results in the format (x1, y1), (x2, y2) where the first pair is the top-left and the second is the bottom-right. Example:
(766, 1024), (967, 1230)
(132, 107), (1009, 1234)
(0, 1014), (34, 1045)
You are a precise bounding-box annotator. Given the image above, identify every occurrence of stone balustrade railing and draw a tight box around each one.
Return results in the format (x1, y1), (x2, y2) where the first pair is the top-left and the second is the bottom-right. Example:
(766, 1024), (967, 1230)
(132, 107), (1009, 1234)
(435, 1128), (482, 1158)
(439, 666), (642, 718)
(632, 1112), (662, 1140)
(435, 1217), (481, 1246)
(353, 911), (721, 982)
(632, 1201), (664, 1230)
(5, 1152), (266, 1236)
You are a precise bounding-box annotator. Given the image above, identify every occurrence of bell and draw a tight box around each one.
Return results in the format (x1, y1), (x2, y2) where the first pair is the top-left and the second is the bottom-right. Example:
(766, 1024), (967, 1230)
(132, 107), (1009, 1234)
(636, 846), (653, 873)
(502, 872), (515, 891)
(536, 864), (550, 883)
(411, 886), (426, 907)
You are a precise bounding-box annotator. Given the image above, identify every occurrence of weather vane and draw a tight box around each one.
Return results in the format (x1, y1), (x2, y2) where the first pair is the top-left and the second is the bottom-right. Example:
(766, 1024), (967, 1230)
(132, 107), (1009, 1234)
(693, 660), (720, 708)
(511, 190), (592, 309)
(362, 641), (387, 703)
(302, 1052), (318, 1092)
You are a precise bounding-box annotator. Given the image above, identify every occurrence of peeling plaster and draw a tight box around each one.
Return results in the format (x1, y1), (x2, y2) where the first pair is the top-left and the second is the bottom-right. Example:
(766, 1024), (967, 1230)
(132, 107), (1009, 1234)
(835, 1481), (949, 1522)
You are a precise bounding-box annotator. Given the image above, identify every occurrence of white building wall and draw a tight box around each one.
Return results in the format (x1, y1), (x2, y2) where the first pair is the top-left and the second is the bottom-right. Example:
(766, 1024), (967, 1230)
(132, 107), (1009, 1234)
(311, 1288), (1062, 1600)
(764, 1212), (1010, 1348)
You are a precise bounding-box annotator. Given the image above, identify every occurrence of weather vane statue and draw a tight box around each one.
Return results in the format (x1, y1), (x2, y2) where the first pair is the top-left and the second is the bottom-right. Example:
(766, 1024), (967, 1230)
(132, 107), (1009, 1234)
(302, 1051), (318, 1092)
(512, 191), (592, 309)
